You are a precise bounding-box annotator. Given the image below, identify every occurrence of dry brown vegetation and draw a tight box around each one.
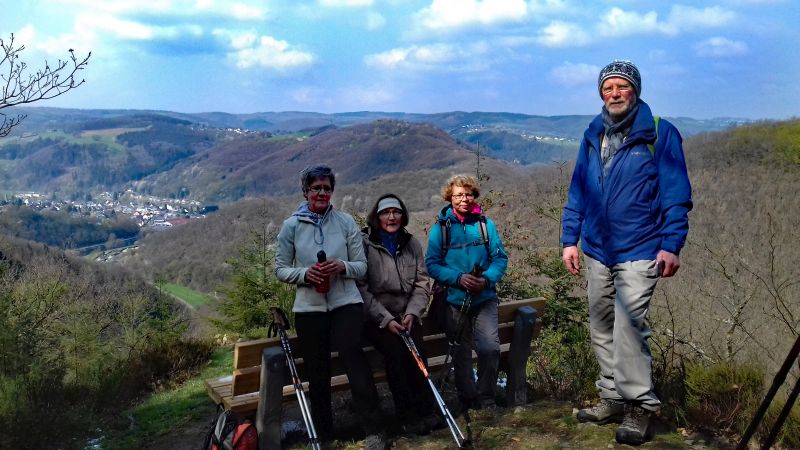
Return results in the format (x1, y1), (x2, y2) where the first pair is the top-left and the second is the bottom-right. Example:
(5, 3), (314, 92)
(125, 119), (800, 374)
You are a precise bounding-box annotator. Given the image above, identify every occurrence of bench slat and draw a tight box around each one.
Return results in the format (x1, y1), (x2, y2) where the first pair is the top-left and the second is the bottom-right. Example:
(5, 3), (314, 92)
(209, 341), (523, 414)
(231, 320), (526, 396)
(207, 297), (545, 413)
(233, 297), (545, 369)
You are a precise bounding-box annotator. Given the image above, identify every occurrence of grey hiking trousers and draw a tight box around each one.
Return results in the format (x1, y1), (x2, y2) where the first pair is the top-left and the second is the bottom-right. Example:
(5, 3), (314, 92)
(585, 255), (661, 411)
(446, 299), (500, 407)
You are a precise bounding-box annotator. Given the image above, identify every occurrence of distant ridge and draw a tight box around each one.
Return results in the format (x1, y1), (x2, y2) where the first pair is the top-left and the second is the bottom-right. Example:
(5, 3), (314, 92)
(1, 106), (751, 203)
(12, 106), (748, 139)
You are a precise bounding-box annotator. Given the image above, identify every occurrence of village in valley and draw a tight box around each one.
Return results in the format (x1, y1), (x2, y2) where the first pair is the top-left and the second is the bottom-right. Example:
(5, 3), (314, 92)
(1, 189), (216, 229)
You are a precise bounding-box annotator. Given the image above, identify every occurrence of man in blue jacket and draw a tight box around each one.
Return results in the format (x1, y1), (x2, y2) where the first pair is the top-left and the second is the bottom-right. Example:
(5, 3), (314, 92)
(561, 60), (692, 445)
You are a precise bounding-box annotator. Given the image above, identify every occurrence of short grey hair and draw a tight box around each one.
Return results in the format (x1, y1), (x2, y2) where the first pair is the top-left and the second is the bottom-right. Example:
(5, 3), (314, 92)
(300, 165), (336, 193)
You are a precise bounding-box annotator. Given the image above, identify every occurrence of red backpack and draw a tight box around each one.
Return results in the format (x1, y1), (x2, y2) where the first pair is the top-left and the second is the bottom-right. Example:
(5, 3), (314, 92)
(203, 405), (258, 450)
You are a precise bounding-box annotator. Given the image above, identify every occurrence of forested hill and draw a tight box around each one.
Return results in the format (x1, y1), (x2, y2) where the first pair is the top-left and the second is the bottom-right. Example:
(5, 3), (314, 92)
(1, 107), (747, 203)
(136, 120), (475, 201)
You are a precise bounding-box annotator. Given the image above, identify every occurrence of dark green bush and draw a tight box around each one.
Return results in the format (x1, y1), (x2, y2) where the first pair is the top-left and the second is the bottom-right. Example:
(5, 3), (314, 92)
(763, 395), (800, 449)
(518, 248), (598, 401)
(527, 324), (598, 400)
(685, 362), (764, 433)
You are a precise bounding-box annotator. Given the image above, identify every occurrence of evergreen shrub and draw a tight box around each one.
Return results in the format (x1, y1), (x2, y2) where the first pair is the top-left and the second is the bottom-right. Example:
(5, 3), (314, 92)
(685, 362), (764, 433)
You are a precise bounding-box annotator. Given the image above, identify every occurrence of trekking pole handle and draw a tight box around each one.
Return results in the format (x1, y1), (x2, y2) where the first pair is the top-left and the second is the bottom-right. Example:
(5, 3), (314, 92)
(270, 307), (290, 330)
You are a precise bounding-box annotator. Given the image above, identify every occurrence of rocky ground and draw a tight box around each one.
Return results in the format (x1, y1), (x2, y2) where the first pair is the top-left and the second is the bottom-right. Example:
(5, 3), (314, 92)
(147, 387), (730, 450)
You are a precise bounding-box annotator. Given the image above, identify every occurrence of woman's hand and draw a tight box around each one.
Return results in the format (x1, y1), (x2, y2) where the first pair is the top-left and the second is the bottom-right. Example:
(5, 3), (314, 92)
(304, 264), (326, 285)
(401, 314), (416, 331)
(305, 259), (345, 284)
(317, 258), (346, 276)
(459, 273), (487, 295)
(387, 320), (405, 336)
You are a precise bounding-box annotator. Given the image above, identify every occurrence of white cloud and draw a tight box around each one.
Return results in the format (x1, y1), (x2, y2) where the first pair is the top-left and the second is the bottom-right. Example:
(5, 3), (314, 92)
(54, 0), (266, 20)
(14, 25), (38, 46)
(318, 0), (374, 7)
(227, 31), (257, 49)
(231, 35), (315, 70)
(694, 36), (749, 57)
(537, 21), (590, 47)
(549, 62), (599, 86)
(527, 0), (570, 15)
(76, 12), (154, 40)
(364, 43), (489, 72)
(600, 7), (660, 37)
(227, 3), (268, 20)
(598, 5), (735, 38)
(414, 0), (529, 32)
(667, 5), (735, 29)
(366, 12), (386, 30)
(341, 85), (396, 106)
(365, 44), (454, 69)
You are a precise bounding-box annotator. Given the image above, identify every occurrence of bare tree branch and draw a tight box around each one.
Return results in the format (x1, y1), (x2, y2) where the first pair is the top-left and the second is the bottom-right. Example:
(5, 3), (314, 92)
(0, 33), (91, 137)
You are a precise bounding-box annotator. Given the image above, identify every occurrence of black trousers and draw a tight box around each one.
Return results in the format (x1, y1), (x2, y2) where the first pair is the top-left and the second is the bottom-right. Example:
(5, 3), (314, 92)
(364, 321), (435, 421)
(295, 303), (382, 437)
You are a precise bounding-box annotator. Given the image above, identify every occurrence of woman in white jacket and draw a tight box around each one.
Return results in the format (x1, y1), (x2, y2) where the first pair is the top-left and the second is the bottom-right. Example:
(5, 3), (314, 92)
(275, 165), (386, 448)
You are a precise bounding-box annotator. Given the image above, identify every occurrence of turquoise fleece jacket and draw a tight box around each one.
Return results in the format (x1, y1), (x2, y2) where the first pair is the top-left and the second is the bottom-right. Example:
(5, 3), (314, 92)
(425, 205), (508, 307)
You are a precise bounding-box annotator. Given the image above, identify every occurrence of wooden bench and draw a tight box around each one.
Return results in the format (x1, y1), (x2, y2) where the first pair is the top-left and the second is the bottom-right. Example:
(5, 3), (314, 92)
(204, 297), (544, 447)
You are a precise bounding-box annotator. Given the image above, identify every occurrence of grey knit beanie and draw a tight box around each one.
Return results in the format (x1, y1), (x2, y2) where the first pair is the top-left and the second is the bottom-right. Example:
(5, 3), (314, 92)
(598, 60), (641, 97)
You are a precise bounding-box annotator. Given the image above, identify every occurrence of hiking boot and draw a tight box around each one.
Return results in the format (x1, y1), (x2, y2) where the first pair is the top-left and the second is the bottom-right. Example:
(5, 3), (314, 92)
(423, 413), (445, 432)
(615, 403), (652, 446)
(576, 399), (624, 424)
(364, 432), (389, 450)
(479, 396), (498, 410)
(400, 419), (428, 436)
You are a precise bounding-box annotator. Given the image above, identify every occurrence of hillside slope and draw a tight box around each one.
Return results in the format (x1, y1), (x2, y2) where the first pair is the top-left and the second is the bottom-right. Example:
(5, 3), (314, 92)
(137, 119), (476, 201)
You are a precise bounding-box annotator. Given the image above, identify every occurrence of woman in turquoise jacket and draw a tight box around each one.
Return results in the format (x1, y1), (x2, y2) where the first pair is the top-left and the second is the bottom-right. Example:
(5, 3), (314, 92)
(425, 174), (508, 410)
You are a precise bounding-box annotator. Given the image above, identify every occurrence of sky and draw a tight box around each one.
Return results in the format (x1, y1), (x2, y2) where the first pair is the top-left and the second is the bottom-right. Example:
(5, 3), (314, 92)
(2, 0), (799, 119)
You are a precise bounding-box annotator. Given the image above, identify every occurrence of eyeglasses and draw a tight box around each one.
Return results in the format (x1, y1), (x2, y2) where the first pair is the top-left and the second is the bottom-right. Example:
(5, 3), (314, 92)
(601, 84), (632, 97)
(379, 209), (403, 218)
(308, 185), (333, 194)
(452, 193), (475, 200)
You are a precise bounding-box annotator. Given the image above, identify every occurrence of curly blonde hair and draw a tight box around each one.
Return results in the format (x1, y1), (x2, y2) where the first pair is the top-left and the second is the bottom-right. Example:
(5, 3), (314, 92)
(441, 174), (480, 201)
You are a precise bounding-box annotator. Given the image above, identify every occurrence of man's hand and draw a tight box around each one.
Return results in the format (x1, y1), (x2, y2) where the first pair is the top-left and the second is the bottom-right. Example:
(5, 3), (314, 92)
(656, 250), (680, 278)
(401, 314), (416, 331)
(459, 273), (487, 295)
(387, 320), (405, 336)
(562, 246), (581, 275)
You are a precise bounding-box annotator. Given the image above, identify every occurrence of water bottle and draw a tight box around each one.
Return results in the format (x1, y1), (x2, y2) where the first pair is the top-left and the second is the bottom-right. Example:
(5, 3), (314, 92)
(315, 250), (330, 293)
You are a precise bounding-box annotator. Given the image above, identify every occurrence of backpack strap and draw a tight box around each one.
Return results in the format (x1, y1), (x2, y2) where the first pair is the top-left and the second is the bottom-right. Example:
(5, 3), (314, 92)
(439, 218), (452, 258)
(478, 215), (490, 253)
(647, 115), (661, 157)
(438, 215), (490, 255)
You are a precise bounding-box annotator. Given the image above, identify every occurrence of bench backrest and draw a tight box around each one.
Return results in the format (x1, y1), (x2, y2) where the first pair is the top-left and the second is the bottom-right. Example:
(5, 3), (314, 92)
(230, 297), (544, 397)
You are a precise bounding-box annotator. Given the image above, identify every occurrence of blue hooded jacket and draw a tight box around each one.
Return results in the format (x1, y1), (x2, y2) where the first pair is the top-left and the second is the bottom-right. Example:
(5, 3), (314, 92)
(425, 205), (508, 307)
(561, 100), (693, 266)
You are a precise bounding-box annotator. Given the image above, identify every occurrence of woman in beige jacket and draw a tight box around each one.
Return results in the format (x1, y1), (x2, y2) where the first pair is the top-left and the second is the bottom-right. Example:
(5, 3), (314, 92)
(359, 194), (439, 435)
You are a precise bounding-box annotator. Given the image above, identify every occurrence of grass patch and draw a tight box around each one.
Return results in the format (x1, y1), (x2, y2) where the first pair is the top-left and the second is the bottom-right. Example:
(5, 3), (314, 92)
(103, 346), (232, 450)
(162, 283), (210, 307)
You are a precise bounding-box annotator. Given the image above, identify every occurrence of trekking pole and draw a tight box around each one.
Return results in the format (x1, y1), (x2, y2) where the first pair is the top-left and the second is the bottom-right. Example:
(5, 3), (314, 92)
(438, 264), (483, 389)
(268, 307), (322, 450)
(736, 333), (800, 450)
(761, 364), (800, 450)
(400, 330), (472, 450)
